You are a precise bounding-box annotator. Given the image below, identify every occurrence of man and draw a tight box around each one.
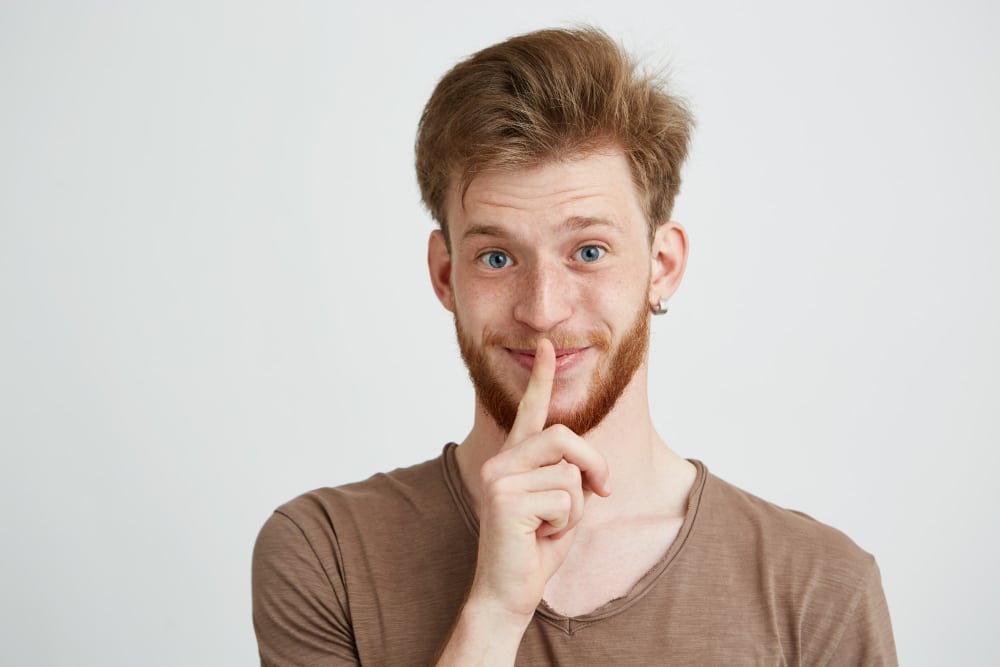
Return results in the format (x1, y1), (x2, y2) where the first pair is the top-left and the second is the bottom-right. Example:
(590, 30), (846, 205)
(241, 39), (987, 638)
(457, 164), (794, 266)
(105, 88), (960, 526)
(253, 28), (896, 665)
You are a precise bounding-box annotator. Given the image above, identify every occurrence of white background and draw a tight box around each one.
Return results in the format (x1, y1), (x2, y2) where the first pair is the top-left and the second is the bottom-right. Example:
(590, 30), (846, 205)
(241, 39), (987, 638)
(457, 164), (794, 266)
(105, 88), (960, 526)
(2, 1), (998, 665)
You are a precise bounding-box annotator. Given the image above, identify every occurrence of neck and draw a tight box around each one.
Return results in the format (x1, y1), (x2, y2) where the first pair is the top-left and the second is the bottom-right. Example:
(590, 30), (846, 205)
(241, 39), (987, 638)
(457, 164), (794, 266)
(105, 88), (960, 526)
(454, 364), (693, 521)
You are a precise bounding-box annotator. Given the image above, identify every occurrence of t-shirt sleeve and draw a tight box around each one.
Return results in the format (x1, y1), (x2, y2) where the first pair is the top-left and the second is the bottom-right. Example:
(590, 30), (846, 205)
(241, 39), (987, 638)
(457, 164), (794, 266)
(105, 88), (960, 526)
(823, 558), (898, 667)
(252, 510), (359, 666)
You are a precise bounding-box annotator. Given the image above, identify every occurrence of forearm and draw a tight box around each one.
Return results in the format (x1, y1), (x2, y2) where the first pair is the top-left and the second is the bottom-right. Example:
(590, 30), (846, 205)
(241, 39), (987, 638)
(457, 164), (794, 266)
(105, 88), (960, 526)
(435, 595), (533, 667)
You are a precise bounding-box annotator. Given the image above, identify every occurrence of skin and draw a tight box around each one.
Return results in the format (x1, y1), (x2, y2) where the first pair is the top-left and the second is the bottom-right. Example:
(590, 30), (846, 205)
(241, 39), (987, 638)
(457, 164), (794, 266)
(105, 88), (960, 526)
(428, 148), (697, 665)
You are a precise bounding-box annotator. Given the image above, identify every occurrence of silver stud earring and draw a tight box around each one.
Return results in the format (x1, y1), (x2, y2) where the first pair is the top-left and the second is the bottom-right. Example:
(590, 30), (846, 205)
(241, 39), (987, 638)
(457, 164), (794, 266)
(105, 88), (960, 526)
(651, 298), (669, 315)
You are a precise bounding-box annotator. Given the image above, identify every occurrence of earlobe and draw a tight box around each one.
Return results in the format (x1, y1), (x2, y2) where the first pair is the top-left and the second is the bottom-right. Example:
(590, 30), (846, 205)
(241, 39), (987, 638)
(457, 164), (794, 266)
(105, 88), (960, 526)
(648, 221), (689, 307)
(427, 230), (456, 312)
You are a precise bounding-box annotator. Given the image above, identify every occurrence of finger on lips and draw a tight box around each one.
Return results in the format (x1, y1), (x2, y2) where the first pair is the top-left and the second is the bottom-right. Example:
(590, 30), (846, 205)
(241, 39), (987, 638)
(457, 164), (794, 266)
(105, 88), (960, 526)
(497, 337), (613, 498)
(506, 338), (556, 446)
(484, 337), (612, 541)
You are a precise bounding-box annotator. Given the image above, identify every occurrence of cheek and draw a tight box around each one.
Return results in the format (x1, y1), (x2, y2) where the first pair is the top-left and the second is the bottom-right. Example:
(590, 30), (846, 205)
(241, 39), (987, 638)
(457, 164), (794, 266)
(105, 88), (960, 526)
(584, 270), (647, 312)
(452, 278), (510, 325)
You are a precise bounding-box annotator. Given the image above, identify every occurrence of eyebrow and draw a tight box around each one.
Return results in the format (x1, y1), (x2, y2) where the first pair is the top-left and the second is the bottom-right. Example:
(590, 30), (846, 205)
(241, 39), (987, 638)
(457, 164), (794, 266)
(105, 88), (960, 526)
(563, 215), (618, 232)
(462, 223), (509, 242)
(460, 216), (619, 244)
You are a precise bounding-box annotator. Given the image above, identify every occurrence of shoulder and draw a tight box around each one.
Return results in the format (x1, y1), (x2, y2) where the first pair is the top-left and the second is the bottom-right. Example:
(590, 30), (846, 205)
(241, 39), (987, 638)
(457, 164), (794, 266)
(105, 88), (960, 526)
(251, 447), (473, 664)
(254, 444), (479, 587)
(252, 446), (481, 664)
(684, 469), (896, 663)
(261, 448), (466, 560)
(697, 470), (875, 573)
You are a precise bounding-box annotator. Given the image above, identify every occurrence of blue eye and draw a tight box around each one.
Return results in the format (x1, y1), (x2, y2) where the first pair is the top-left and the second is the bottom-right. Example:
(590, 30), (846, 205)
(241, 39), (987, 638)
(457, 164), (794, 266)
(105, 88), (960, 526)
(481, 251), (511, 269)
(576, 245), (605, 263)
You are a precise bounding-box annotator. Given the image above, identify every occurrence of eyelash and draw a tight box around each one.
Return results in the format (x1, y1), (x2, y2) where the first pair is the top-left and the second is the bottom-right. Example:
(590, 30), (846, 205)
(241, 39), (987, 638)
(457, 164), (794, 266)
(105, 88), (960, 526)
(479, 251), (512, 269)
(477, 245), (607, 270)
(574, 245), (606, 263)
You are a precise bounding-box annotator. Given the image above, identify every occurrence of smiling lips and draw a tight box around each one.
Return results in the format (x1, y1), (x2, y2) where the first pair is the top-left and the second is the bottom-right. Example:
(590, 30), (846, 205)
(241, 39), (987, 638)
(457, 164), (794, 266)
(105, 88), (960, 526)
(506, 346), (590, 372)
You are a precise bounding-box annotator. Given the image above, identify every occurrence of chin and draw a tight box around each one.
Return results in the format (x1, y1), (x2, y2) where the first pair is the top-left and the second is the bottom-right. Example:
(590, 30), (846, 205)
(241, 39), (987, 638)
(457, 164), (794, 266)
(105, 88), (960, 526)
(546, 391), (592, 419)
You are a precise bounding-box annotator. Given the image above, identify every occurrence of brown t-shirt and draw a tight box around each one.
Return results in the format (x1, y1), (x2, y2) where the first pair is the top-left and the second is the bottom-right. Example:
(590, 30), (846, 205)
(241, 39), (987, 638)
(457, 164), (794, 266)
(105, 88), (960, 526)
(252, 445), (896, 666)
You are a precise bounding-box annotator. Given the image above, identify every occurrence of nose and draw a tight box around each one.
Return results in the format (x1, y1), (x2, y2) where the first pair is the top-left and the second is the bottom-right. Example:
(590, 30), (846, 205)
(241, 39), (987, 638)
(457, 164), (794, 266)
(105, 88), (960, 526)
(512, 259), (573, 332)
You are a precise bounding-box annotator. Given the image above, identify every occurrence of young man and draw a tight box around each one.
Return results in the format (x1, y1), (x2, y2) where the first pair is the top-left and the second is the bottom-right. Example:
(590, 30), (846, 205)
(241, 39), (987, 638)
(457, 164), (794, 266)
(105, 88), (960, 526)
(253, 28), (896, 665)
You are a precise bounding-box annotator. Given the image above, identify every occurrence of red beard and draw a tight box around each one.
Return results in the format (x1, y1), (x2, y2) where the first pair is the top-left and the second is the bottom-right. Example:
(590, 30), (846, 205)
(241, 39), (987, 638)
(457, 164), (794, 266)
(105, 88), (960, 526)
(455, 302), (650, 435)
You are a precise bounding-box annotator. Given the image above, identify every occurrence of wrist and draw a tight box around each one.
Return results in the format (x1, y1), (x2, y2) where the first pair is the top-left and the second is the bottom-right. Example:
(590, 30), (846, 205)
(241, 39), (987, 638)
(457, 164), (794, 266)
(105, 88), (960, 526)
(463, 591), (536, 635)
(435, 594), (534, 666)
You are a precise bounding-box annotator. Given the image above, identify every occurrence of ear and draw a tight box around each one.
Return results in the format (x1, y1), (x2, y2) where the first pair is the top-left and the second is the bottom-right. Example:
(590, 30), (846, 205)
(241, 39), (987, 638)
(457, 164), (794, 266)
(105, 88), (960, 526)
(427, 229), (456, 312)
(648, 221), (689, 307)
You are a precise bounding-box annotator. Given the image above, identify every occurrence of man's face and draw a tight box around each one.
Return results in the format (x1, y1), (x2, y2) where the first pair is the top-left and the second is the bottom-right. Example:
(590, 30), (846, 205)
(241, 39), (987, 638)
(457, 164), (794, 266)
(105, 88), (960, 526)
(434, 149), (660, 435)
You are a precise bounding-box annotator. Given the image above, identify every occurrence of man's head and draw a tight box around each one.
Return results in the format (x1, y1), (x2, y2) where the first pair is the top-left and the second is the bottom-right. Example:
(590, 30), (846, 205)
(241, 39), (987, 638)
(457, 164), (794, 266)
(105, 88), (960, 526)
(420, 29), (693, 435)
(415, 27), (694, 247)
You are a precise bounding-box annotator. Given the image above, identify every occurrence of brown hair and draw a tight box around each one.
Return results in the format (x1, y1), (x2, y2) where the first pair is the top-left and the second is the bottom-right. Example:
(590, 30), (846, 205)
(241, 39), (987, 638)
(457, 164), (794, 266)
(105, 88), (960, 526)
(415, 27), (694, 245)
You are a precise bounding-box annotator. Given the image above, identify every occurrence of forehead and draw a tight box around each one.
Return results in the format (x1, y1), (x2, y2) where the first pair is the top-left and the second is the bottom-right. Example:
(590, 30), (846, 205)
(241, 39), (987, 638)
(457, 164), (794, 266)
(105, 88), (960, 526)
(447, 149), (647, 237)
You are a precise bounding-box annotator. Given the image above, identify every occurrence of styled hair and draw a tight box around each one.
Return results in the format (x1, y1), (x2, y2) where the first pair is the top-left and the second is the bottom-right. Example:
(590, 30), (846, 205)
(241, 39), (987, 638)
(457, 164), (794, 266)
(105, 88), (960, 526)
(415, 27), (694, 244)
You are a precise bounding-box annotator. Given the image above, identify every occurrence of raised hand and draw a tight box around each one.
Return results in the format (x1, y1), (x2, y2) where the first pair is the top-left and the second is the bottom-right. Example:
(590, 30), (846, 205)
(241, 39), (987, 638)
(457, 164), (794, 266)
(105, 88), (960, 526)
(470, 338), (612, 619)
(436, 339), (612, 665)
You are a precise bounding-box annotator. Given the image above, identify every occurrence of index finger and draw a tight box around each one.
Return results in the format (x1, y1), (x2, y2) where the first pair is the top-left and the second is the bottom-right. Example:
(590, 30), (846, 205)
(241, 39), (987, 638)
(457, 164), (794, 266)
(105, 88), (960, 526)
(506, 338), (555, 446)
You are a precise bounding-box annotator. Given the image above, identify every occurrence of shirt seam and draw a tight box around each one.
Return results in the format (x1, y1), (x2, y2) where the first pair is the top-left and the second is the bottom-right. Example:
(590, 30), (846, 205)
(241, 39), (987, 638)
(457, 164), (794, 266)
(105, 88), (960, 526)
(818, 553), (876, 666)
(270, 508), (359, 661)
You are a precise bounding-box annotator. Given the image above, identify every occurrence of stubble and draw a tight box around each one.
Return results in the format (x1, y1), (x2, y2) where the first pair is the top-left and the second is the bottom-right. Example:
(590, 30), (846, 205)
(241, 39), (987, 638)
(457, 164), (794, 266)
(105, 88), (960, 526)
(455, 302), (650, 435)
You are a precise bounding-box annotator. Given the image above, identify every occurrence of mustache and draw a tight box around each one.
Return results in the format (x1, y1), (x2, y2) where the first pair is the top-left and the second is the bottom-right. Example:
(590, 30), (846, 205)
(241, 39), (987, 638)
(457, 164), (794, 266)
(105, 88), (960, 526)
(482, 330), (612, 352)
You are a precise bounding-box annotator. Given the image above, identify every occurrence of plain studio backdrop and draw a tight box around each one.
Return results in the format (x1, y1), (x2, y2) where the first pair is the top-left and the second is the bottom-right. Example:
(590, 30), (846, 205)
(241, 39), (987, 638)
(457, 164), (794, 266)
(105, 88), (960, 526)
(2, 1), (998, 665)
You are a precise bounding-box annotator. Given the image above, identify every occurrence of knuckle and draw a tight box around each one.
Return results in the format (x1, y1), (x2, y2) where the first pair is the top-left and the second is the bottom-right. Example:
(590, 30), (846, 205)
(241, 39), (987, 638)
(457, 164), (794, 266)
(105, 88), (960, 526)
(557, 491), (573, 524)
(548, 423), (574, 439)
(478, 464), (493, 486)
(555, 489), (572, 514)
(562, 463), (582, 486)
(490, 475), (517, 496)
(563, 466), (583, 491)
(479, 456), (504, 484)
(493, 489), (518, 513)
(483, 484), (518, 515)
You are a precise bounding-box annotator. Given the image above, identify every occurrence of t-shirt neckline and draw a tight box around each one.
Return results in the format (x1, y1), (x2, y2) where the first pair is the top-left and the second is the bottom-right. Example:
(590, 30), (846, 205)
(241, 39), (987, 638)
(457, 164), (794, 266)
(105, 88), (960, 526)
(439, 442), (710, 632)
